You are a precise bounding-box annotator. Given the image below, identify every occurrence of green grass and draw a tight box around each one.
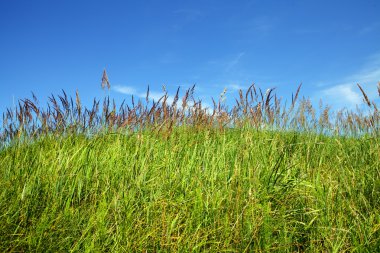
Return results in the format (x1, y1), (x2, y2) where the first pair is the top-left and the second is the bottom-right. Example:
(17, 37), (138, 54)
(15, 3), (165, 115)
(1, 127), (380, 252)
(1, 83), (380, 251)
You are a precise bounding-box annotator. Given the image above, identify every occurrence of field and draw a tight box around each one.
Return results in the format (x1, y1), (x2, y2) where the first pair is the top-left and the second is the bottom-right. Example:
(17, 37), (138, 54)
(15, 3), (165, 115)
(1, 84), (380, 251)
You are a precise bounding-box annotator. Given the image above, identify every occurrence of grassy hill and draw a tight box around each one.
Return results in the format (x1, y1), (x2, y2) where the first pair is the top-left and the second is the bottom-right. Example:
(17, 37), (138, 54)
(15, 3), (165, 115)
(1, 84), (380, 251)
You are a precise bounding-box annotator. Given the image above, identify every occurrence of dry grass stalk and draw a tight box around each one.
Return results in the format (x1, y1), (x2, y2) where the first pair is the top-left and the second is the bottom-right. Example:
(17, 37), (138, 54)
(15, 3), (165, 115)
(1, 82), (380, 144)
(291, 83), (302, 110)
(101, 69), (111, 90)
(357, 83), (371, 107)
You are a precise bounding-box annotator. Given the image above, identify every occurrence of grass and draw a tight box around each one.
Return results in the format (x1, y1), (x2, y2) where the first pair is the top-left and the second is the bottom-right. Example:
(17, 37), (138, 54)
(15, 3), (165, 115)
(1, 82), (380, 251)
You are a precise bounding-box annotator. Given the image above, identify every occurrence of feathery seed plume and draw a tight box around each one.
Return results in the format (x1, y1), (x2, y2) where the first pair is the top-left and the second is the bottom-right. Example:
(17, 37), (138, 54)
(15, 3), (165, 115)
(101, 69), (111, 90)
(357, 83), (371, 107)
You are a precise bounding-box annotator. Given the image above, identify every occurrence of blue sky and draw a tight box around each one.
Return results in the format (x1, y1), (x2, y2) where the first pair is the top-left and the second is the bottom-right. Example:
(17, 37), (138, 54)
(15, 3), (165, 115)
(1, 0), (380, 114)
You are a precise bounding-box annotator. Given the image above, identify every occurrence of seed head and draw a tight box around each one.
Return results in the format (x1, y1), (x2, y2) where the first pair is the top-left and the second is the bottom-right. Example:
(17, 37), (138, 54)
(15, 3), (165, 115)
(101, 69), (111, 90)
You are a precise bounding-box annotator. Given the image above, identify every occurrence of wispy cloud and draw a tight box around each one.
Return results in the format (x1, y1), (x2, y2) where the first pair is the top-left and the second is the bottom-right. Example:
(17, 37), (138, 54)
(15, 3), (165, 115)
(321, 84), (362, 107)
(206, 52), (246, 74)
(351, 68), (380, 84)
(114, 86), (177, 103)
(113, 84), (214, 114)
(225, 52), (245, 72)
(113, 85), (136, 95)
(227, 83), (245, 91)
(317, 53), (380, 109)
(113, 85), (173, 103)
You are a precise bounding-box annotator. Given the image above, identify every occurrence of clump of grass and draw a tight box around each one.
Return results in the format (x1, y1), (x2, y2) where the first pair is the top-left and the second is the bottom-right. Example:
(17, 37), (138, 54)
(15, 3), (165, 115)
(1, 82), (379, 146)
(0, 80), (380, 251)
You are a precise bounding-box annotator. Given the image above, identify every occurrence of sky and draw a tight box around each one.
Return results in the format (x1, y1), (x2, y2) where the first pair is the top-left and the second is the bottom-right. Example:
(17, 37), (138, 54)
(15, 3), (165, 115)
(1, 0), (380, 115)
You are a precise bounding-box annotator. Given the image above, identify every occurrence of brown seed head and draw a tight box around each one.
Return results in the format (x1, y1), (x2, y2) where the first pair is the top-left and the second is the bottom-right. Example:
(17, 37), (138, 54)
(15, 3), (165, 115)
(357, 83), (371, 107)
(101, 69), (111, 90)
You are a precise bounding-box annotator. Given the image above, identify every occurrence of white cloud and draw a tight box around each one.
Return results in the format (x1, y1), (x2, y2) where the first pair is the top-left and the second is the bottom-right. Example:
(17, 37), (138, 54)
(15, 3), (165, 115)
(318, 53), (380, 109)
(227, 83), (246, 91)
(113, 85), (177, 105)
(113, 85), (218, 115)
(321, 84), (362, 107)
(113, 85), (136, 95)
(351, 68), (380, 85)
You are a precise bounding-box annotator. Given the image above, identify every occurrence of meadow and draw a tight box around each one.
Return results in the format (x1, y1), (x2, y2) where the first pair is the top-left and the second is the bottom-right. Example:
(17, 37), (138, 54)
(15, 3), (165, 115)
(1, 83), (380, 252)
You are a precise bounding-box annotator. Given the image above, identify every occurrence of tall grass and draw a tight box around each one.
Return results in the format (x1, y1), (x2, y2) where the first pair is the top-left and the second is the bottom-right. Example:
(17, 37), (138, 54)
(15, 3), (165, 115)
(2, 83), (380, 146)
(0, 81), (380, 251)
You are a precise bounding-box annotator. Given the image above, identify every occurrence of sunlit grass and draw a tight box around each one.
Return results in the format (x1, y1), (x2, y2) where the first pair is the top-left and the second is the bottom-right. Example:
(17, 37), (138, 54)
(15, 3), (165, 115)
(1, 83), (380, 251)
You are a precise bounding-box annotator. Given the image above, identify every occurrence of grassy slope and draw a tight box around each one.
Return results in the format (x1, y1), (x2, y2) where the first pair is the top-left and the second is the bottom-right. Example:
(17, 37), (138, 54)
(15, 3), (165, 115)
(1, 128), (380, 252)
